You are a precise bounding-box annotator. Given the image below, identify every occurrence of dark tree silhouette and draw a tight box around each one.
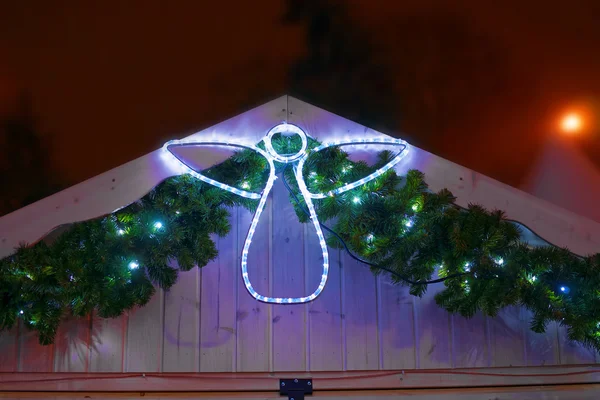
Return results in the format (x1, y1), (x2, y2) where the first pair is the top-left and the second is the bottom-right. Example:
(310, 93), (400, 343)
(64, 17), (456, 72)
(284, 0), (401, 134)
(0, 95), (62, 216)
(385, 11), (513, 142)
(283, 3), (535, 186)
(384, 10), (542, 186)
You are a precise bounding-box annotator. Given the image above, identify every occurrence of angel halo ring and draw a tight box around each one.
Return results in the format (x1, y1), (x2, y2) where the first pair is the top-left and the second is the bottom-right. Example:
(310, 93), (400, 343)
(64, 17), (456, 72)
(162, 123), (409, 304)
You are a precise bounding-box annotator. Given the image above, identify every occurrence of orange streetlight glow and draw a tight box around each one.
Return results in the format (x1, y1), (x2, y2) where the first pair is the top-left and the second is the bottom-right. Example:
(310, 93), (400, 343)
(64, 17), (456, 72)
(560, 112), (583, 133)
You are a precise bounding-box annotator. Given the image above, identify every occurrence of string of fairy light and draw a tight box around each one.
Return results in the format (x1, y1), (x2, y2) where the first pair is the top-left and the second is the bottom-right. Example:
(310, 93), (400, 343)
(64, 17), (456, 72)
(4, 123), (599, 348)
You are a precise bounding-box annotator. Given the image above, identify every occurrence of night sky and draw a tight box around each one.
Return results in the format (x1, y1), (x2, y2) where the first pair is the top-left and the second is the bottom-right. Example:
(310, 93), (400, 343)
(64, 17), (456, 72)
(1, 1), (599, 192)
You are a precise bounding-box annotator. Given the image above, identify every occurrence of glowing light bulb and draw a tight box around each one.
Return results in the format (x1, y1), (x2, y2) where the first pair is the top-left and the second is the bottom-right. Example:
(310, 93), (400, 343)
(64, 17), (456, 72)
(129, 261), (139, 270)
(353, 197), (360, 204)
(495, 257), (504, 265)
(465, 262), (471, 272)
(411, 204), (419, 211)
(117, 229), (125, 236)
(366, 234), (374, 242)
(560, 113), (582, 133)
(19, 310), (24, 315)
(560, 286), (567, 293)
(405, 219), (414, 228)
(154, 222), (163, 229)
(175, 210), (181, 215)
(241, 181), (250, 189)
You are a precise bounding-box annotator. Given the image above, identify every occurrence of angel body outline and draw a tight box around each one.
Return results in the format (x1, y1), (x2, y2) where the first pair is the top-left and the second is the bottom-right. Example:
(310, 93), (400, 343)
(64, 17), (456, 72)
(162, 123), (409, 304)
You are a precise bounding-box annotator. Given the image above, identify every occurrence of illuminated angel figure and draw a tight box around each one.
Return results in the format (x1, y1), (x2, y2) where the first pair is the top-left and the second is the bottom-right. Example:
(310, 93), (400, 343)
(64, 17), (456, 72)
(162, 123), (409, 304)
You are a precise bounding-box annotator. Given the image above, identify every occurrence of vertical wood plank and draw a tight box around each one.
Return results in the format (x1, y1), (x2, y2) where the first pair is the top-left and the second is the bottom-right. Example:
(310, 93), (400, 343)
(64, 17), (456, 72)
(557, 325), (598, 365)
(89, 313), (126, 372)
(378, 276), (416, 370)
(451, 313), (489, 368)
(522, 310), (560, 366)
(18, 320), (54, 372)
(342, 253), (379, 370)
(0, 327), (19, 372)
(53, 315), (90, 372)
(488, 306), (526, 367)
(307, 229), (343, 371)
(414, 284), (452, 369)
(236, 206), (270, 371)
(271, 182), (306, 371)
(200, 213), (237, 372)
(126, 288), (164, 372)
(162, 267), (200, 372)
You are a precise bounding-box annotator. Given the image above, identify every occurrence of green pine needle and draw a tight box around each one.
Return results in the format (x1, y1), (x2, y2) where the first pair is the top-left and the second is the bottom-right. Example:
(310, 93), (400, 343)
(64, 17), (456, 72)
(1, 134), (599, 352)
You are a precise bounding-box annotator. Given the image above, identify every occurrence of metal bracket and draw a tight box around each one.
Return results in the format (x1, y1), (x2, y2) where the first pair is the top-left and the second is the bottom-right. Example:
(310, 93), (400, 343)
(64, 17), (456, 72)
(280, 378), (313, 400)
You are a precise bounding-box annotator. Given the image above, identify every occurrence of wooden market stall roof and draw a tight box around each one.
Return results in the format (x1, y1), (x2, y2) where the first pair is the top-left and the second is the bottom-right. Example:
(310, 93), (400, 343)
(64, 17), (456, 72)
(0, 96), (599, 398)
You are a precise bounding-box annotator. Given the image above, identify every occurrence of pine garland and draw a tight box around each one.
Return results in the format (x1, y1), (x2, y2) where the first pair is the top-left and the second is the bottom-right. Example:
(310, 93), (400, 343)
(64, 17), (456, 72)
(1, 134), (599, 351)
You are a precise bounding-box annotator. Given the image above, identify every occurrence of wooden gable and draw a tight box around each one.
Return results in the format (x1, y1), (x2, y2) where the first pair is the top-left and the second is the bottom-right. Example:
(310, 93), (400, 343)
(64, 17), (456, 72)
(0, 96), (599, 398)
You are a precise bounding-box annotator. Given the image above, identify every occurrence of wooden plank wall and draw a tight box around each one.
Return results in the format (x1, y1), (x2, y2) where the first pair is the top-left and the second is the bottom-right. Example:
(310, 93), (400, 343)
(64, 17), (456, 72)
(1, 95), (599, 374)
(1, 180), (598, 373)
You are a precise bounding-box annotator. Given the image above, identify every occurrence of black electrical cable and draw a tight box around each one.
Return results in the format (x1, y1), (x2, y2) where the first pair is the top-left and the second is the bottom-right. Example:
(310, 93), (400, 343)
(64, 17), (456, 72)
(451, 204), (585, 260)
(281, 164), (468, 286)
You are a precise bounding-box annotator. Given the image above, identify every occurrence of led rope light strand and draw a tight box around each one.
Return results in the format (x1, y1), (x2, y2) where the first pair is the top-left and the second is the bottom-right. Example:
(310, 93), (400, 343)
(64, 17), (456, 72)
(296, 137), (409, 199)
(293, 162), (329, 302)
(162, 141), (265, 200)
(263, 123), (308, 163)
(162, 123), (409, 304)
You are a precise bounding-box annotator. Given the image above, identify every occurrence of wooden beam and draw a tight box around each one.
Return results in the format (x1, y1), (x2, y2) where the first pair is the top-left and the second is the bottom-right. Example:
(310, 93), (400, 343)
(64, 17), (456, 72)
(1, 365), (599, 392)
(1, 385), (600, 399)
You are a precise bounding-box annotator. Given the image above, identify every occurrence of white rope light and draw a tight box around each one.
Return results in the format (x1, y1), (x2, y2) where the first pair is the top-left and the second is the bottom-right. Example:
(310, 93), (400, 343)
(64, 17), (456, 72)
(263, 123), (308, 163)
(162, 140), (265, 200)
(298, 137), (409, 199)
(162, 123), (409, 304)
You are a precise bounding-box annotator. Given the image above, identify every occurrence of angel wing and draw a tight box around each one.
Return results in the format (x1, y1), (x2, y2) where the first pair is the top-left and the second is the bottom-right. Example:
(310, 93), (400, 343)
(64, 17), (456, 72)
(295, 136), (410, 200)
(162, 139), (272, 200)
